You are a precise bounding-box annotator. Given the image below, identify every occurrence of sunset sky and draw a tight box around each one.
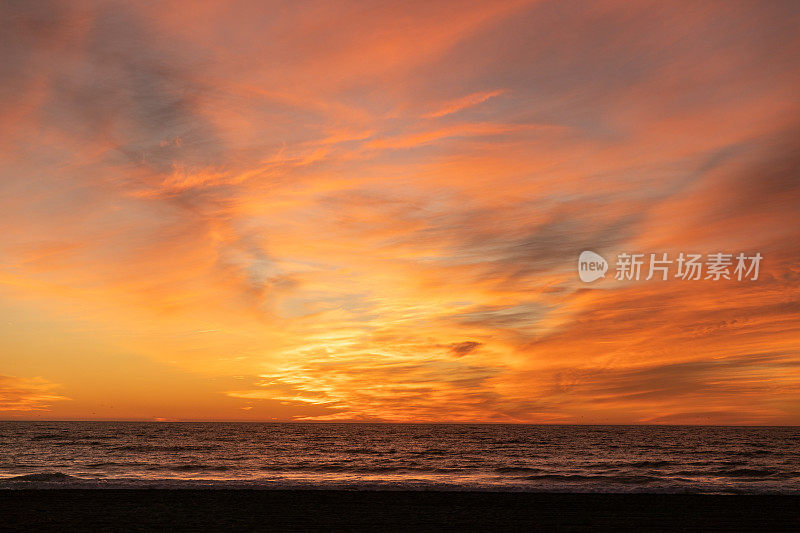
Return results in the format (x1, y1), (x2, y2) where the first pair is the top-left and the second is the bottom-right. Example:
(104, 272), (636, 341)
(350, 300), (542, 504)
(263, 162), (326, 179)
(1, 0), (799, 424)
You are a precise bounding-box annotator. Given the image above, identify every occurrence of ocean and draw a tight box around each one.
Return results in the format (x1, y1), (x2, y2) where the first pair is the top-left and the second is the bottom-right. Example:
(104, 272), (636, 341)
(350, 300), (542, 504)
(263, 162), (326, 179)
(1, 422), (798, 493)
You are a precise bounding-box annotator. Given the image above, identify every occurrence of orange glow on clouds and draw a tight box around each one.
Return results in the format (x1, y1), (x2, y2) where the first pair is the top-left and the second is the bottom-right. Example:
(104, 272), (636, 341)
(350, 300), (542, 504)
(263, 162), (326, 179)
(1, 0), (799, 423)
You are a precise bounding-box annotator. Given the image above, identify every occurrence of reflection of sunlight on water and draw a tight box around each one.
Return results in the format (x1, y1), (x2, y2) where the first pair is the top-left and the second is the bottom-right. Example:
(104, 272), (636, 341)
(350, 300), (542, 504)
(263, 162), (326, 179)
(1, 422), (799, 493)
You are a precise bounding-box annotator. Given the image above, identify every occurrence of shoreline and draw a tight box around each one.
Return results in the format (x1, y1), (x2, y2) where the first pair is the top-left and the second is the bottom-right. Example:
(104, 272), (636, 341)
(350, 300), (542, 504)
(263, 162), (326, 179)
(2, 474), (797, 494)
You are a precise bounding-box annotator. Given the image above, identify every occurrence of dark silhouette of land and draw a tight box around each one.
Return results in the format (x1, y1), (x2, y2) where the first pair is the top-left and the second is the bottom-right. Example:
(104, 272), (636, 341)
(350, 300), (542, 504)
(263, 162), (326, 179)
(1, 490), (798, 531)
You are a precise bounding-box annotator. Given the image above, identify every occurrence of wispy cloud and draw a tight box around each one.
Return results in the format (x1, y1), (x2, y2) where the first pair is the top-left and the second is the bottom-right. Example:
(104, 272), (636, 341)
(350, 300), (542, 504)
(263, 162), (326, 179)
(0, 0), (798, 422)
(0, 375), (70, 412)
(424, 89), (505, 118)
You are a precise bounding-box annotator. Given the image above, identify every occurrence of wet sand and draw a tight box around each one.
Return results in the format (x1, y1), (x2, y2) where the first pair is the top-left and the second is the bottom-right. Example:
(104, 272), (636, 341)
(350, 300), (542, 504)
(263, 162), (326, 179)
(1, 490), (798, 531)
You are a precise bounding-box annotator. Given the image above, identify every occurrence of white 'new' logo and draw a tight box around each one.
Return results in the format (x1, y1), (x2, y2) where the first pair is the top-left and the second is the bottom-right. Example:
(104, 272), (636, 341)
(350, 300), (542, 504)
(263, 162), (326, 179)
(578, 251), (608, 283)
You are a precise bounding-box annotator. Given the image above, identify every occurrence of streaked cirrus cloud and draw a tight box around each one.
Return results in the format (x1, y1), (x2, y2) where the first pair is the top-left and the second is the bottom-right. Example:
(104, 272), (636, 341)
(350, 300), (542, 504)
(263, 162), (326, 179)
(0, 0), (798, 423)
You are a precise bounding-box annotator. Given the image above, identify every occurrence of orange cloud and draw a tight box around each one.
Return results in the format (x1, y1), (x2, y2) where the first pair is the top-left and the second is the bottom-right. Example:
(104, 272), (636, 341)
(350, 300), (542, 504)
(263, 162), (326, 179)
(424, 90), (505, 118)
(0, 375), (70, 412)
(0, 0), (798, 423)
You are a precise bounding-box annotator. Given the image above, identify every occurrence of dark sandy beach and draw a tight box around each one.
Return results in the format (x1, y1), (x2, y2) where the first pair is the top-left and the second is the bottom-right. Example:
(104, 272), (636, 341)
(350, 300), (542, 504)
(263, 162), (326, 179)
(1, 490), (798, 531)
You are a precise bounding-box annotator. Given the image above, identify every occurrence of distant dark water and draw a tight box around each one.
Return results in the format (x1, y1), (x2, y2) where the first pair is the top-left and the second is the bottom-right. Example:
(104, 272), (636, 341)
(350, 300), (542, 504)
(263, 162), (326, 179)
(1, 423), (798, 493)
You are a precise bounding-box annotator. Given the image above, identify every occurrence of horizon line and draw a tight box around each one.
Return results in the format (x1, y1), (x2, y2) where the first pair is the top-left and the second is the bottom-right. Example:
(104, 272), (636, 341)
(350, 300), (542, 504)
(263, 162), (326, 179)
(1, 419), (798, 427)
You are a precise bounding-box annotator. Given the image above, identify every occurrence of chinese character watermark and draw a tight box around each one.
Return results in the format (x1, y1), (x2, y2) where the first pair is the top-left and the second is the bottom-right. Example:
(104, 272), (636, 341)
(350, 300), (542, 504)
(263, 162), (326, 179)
(578, 251), (762, 283)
